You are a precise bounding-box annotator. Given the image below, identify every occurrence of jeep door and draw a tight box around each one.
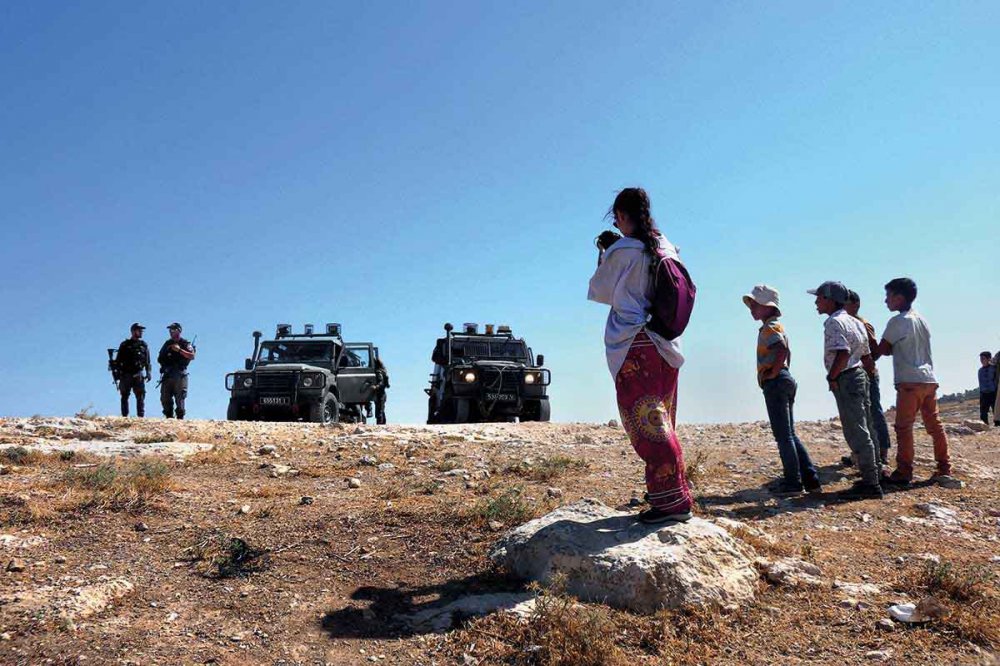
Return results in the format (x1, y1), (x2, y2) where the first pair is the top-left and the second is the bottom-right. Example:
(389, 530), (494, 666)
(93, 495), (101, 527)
(336, 343), (377, 404)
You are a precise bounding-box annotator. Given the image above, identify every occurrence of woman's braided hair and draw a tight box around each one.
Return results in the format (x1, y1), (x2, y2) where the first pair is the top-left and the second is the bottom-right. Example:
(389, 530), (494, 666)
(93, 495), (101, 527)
(608, 187), (663, 261)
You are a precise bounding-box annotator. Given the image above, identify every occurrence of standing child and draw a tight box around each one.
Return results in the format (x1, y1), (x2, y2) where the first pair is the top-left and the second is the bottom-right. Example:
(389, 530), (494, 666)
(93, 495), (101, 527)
(588, 187), (693, 524)
(810, 281), (882, 500)
(876, 278), (952, 485)
(743, 285), (821, 496)
(977, 351), (996, 426)
(845, 290), (891, 464)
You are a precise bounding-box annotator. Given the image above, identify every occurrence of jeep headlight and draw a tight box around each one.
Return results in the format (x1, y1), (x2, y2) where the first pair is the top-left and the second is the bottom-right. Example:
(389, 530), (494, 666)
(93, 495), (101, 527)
(298, 373), (325, 388)
(242, 376), (253, 388)
(524, 372), (537, 385)
(463, 371), (477, 383)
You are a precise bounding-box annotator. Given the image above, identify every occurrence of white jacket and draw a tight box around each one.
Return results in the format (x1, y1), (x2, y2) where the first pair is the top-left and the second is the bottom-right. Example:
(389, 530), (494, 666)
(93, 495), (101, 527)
(587, 236), (685, 378)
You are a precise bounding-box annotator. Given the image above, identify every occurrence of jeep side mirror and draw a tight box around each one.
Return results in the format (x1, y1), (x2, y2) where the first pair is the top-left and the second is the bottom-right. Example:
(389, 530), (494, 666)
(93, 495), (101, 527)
(245, 358), (254, 370)
(536, 354), (545, 367)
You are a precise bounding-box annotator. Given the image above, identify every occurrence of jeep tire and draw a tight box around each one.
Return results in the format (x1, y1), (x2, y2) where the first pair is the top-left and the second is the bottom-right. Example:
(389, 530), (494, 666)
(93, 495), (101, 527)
(226, 399), (241, 421)
(311, 395), (340, 424)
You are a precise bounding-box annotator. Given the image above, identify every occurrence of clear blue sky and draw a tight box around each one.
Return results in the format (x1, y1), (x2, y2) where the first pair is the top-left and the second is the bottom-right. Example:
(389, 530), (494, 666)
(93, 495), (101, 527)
(1, 1), (997, 424)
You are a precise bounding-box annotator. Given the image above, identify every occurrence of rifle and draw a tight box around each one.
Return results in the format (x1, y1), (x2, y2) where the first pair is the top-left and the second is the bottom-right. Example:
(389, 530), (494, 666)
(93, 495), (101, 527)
(107, 348), (120, 390)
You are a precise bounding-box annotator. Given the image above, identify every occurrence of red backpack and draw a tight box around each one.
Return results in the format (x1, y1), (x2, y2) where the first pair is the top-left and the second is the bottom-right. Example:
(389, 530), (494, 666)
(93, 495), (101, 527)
(646, 248), (696, 340)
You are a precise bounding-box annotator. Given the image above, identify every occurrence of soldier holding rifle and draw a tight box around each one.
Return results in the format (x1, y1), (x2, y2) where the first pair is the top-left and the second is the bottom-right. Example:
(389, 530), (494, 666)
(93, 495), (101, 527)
(112, 323), (151, 417)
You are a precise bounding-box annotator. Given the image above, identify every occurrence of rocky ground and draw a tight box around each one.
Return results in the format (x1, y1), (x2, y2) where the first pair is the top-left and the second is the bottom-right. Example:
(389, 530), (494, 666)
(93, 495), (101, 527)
(1, 400), (998, 665)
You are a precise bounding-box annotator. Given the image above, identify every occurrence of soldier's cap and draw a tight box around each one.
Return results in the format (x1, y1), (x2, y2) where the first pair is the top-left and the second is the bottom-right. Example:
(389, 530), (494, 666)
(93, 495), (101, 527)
(807, 281), (849, 304)
(130, 322), (145, 331)
(167, 322), (183, 331)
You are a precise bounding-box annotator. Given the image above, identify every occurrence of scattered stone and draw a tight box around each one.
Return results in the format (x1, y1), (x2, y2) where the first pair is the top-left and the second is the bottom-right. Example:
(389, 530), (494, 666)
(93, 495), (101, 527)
(0, 534), (47, 550)
(348, 477), (362, 489)
(6, 557), (27, 572)
(490, 499), (757, 613)
(54, 556), (67, 564)
(465, 481), (478, 490)
(359, 455), (379, 466)
(888, 596), (949, 623)
(607, 419), (619, 428)
(0, 464), (7, 475)
(876, 618), (895, 632)
(866, 650), (892, 662)
(833, 580), (881, 596)
(628, 497), (644, 508)
(134, 522), (149, 532)
(258, 445), (278, 456)
(914, 503), (960, 525)
(269, 464), (300, 478)
(0, 632), (11, 640)
(377, 463), (395, 472)
(915, 553), (941, 564)
(299, 496), (315, 506)
(487, 520), (505, 532)
(239, 504), (251, 515)
(394, 592), (536, 632)
(546, 487), (564, 499)
(761, 558), (824, 587)
(443, 468), (468, 477)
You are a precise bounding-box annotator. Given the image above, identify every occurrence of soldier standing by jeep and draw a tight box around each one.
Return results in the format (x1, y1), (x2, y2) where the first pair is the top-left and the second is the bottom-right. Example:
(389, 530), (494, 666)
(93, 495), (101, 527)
(116, 323), (151, 417)
(373, 357), (390, 425)
(158, 322), (195, 419)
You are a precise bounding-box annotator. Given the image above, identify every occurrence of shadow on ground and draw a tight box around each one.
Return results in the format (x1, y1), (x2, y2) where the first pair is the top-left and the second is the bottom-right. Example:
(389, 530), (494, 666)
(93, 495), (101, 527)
(320, 570), (522, 639)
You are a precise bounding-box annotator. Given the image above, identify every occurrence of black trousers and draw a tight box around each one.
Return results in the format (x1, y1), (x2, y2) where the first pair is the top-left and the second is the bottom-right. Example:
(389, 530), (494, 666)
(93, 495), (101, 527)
(981, 390), (997, 424)
(375, 391), (387, 425)
(119, 373), (146, 417)
(161, 374), (188, 419)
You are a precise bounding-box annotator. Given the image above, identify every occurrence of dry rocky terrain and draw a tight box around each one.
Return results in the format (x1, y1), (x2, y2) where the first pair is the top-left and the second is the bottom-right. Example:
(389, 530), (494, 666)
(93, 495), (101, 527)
(1, 400), (998, 665)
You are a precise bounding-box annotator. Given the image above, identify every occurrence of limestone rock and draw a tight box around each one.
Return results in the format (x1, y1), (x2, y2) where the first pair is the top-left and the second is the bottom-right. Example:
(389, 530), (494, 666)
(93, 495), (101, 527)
(962, 420), (990, 433)
(1, 578), (133, 626)
(761, 557), (824, 587)
(488, 499), (757, 613)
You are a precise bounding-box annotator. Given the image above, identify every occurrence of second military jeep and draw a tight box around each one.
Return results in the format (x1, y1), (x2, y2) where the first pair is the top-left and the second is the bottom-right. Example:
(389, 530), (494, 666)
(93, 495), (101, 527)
(225, 323), (382, 424)
(426, 323), (551, 424)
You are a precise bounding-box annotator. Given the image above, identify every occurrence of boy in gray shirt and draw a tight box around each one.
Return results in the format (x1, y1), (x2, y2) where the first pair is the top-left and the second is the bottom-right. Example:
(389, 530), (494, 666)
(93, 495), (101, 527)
(809, 281), (882, 500)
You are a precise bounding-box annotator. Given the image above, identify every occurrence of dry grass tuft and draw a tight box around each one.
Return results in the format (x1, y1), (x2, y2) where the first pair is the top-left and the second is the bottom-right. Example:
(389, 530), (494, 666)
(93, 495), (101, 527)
(683, 448), (711, 490)
(904, 560), (1000, 648)
(469, 486), (538, 526)
(59, 458), (174, 512)
(186, 444), (243, 466)
(504, 456), (589, 482)
(1, 445), (44, 465)
(183, 532), (269, 578)
(133, 432), (177, 444)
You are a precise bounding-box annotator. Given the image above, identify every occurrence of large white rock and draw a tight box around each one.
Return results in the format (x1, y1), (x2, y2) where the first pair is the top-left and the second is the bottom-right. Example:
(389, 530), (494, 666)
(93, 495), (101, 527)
(488, 499), (757, 613)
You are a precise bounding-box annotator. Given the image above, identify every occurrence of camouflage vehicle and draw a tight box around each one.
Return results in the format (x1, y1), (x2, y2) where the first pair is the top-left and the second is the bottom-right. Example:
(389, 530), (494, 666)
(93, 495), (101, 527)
(426, 323), (551, 424)
(226, 323), (382, 424)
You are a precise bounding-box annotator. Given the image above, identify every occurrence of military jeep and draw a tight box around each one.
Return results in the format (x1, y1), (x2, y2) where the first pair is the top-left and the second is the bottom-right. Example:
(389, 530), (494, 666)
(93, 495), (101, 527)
(426, 323), (551, 424)
(225, 323), (382, 424)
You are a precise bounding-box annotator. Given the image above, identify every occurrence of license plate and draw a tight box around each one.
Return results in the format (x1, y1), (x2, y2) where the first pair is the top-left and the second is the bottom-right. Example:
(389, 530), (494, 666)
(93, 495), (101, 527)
(486, 393), (516, 402)
(260, 396), (290, 406)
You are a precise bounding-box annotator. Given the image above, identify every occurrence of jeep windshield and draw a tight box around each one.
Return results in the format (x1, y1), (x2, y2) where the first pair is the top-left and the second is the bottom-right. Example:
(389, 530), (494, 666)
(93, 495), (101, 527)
(256, 341), (337, 365)
(451, 338), (528, 362)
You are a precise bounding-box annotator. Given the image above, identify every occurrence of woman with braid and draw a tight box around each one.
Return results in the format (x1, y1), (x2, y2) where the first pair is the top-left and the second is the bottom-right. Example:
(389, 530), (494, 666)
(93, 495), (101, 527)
(588, 187), (693, 524)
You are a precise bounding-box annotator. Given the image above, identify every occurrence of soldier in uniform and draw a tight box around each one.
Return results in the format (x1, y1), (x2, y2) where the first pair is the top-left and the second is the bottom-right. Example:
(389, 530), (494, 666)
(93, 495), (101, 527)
(158, 322), (196, 419)
(116, 323), (151, 417)
(373, 357), (390, 425)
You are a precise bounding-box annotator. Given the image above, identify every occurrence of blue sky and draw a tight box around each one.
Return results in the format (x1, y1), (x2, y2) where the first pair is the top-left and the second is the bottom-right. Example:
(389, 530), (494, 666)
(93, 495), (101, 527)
(1, 1), (997, 424)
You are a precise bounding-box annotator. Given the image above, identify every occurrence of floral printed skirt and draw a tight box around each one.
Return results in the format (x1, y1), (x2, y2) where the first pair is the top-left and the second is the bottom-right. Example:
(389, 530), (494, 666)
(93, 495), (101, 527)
(615, 331), (693, 514)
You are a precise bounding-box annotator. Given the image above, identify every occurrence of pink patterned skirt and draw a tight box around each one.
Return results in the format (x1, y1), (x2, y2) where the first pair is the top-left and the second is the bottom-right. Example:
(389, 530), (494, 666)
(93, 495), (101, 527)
(615, 331), (693, 514)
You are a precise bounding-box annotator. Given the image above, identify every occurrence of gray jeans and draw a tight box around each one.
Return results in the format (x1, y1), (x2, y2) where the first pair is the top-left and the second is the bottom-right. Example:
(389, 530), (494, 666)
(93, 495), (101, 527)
(833, 368), (880, 485)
